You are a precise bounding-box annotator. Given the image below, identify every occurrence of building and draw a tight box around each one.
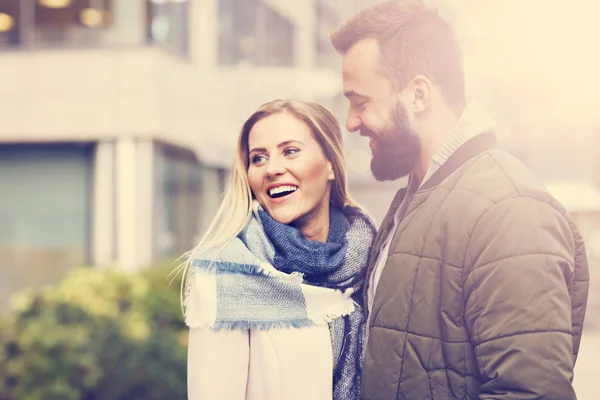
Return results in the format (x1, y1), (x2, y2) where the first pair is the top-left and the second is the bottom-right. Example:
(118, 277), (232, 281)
(0, 0), (348, 305)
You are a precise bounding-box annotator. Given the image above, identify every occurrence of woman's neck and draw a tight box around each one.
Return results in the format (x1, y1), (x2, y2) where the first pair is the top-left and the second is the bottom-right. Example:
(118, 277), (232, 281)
(301, 223), (330, 243)
(294, 209), (330, 243)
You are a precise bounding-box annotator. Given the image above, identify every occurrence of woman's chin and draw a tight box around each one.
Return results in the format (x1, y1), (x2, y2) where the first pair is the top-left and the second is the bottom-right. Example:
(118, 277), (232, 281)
(271, 214), (297, 226)
(268, 209), (300, 226)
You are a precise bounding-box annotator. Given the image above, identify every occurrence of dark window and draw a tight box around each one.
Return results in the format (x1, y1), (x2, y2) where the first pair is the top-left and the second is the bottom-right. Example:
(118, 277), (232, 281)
(218, 0), (258, 65)
(314, 0), (340, 69)
(154, 144), (202, 259)
(0, 142), (93, 307)
(146, 0), (190, 58)
(0, 0), (20, 48)
(0, 0), (114, 50)
(257, 2), (294, 66)
(218, 0), (294, 66)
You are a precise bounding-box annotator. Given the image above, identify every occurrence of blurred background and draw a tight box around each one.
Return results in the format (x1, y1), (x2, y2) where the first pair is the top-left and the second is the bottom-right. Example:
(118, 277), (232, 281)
(0, 0), (598, 398)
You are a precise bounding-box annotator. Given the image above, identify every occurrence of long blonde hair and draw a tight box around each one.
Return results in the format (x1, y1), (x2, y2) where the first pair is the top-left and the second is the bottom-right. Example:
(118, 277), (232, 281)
(174, 99), (361, 307)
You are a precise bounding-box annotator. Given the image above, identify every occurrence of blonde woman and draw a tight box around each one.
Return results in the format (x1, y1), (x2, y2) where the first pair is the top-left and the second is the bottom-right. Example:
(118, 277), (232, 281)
(181, 100), (375, 400)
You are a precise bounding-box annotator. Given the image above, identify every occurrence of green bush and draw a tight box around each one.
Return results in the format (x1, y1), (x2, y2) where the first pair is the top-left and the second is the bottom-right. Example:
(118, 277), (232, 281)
(0, 262), (188, 400)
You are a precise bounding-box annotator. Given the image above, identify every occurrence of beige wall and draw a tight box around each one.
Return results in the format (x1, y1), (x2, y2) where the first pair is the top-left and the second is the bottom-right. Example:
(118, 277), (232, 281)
(0, 47), (162, 140)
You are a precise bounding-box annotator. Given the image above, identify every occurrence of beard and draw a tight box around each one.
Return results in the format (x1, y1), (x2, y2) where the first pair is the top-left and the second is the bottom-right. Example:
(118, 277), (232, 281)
(364, 103), (421, 181)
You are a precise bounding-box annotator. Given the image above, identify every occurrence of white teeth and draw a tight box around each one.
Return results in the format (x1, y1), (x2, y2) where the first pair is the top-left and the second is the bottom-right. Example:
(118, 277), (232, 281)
(269, 185), (298, 196)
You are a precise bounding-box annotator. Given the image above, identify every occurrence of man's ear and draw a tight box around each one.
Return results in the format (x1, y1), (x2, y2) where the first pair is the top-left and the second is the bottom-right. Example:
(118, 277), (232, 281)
(409, 74), (432, 114)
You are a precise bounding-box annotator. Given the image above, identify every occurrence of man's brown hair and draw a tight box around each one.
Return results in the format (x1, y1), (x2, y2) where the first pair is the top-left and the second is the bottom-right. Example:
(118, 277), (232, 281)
(331, 0), (466, 112)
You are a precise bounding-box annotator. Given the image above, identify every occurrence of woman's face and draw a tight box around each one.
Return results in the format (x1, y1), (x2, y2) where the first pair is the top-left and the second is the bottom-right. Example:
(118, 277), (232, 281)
(247, 112), (334, 230)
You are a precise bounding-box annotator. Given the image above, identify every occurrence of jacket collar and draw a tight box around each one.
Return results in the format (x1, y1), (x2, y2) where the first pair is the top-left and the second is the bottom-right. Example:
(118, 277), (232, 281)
(420, 131), (497, 191)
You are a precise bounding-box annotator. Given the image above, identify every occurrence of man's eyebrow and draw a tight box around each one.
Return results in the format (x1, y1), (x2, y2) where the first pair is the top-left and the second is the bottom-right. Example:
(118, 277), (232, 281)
(343, 90), (368, 99)
(249, 140), (304, 154)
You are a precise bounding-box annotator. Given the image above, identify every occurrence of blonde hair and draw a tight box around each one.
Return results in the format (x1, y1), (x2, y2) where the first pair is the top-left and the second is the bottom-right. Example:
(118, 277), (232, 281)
(174, 99), (361, 307)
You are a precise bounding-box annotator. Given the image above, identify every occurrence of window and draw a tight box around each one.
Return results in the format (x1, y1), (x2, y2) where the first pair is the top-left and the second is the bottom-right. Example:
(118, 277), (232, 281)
(0, 0), (20, 48)
(35, 0), (112, 46)
(314, 0), (340, 69)
(218, 0), (258, 66)
(218, 0), (295, 66)
(146, 0), (191, 58)
(257, 2), (294, 66)
(0, 0), (114, 50)
(154, 144), (203, 259)
(0, 143), (93, 307)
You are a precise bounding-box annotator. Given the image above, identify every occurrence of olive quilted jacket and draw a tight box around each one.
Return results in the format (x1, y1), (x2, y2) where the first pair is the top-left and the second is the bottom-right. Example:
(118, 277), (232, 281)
(361, 133), (589, 400)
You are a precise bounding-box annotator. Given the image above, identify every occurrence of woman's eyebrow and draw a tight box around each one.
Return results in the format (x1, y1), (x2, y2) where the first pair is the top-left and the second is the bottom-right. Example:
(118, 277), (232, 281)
(249, 140), (305, 154)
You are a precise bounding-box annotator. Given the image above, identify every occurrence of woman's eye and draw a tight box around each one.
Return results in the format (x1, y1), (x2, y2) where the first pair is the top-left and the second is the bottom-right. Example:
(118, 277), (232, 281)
(251, 154), (266, 164)
(284, 147), (300, 156)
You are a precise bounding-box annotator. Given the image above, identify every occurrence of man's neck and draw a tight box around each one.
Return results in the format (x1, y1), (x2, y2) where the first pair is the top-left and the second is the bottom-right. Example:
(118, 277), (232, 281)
(412, 107), (463, 185)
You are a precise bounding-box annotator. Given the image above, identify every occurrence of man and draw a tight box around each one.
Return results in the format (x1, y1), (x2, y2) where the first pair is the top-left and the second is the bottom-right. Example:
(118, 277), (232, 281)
(330, 1), (589, 399)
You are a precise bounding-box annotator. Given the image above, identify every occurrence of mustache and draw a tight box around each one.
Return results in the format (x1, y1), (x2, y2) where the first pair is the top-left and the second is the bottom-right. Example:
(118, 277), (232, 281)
(360, 127), (376, 138)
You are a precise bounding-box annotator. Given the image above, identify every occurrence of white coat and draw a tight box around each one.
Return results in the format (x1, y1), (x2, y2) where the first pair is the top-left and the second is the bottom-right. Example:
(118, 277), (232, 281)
(187, 325), (333, 400)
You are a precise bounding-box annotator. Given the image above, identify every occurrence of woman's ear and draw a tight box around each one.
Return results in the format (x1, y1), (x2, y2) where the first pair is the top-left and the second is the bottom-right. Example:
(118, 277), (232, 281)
(327, 161), (335, 181)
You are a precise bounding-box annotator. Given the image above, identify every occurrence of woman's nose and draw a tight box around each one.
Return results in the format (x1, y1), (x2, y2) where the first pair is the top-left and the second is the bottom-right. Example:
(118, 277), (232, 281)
(265, 158), (285, 177)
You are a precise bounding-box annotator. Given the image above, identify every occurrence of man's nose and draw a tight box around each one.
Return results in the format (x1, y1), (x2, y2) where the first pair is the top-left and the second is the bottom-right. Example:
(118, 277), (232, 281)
(346, 109), (361, 133)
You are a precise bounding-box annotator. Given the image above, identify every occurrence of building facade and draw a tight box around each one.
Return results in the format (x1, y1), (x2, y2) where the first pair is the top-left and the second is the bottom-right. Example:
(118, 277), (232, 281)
(0, 0), (348, 305)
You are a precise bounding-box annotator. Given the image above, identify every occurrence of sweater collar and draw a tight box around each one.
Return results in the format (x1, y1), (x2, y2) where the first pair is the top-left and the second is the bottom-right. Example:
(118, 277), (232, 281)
(421, 101), (499, 187)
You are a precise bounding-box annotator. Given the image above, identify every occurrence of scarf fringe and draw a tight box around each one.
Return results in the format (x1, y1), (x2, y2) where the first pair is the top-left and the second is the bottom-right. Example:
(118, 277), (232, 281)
(215, 319), (314, 331)
(186, 310), (357, 331)
(193, 259), (305, 283)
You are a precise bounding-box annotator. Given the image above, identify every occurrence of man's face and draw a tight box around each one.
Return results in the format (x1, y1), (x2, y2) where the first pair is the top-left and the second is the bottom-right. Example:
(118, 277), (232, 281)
(342, 38), (421, 181)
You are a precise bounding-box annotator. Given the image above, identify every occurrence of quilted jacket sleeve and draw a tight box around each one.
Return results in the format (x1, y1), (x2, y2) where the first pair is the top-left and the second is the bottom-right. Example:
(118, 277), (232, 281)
(464, 196), (580, 400)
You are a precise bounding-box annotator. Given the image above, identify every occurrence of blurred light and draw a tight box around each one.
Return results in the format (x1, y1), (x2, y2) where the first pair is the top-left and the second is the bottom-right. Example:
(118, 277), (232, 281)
(238, 36), (256, 57)
(0, 13), (15, 33)
(443, 0), (600, 136)
(38, 0), (72, 8)
(80, 8), (110, 28)
(589, 231), (600, 258)
(151, 16), (170, 42)
(545, 181), (600, 213)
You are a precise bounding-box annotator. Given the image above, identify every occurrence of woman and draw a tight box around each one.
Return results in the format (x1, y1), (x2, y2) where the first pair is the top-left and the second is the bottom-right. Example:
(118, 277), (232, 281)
(181, 99), (375, 400)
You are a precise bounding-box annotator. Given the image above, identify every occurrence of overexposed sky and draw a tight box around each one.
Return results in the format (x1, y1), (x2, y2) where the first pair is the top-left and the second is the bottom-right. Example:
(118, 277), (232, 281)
(442, 0), (600, 126)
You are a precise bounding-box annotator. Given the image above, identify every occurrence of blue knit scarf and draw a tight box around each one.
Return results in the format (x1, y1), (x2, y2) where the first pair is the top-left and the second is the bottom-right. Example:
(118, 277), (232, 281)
(185, 202), (375, 399)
